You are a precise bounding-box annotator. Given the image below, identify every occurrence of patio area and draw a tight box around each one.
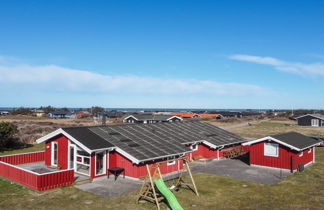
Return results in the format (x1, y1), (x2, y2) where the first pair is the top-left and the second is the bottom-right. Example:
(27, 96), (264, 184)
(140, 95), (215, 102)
(190, 158), (291, 185)
(17, 161), (58, 174)
(75, 176), (143, 197)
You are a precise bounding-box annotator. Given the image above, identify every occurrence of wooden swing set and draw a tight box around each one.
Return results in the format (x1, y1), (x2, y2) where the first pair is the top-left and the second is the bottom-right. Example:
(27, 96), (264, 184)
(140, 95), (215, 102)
(137, 157), (199, 210)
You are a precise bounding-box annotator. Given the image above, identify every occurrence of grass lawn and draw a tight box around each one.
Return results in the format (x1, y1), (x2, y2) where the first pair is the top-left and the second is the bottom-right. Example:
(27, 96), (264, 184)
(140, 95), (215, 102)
(229, 120), (324, 138)
(0, 143), (44, 156)
(1, 144), (324, 209)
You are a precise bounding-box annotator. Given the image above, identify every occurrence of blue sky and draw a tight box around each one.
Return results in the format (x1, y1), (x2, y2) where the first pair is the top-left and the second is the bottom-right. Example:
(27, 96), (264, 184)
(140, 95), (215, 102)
(1, 0), (324, 109)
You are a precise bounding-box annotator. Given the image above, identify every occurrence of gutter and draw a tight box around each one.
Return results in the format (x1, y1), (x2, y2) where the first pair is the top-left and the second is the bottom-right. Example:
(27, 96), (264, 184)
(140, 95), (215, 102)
(138, 151), (191, 164)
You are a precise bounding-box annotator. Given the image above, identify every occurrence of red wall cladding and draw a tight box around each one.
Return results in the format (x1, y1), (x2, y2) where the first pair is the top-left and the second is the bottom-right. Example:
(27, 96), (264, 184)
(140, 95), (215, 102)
(0, 151), (44, 165)
(190, 143), (242, 160)
(109, 151), (184, 178)
(191, 143), (218, 159)
(249, 141), (314, 170)
(293, 147), (314, 169)
(44, 134), (69, 169)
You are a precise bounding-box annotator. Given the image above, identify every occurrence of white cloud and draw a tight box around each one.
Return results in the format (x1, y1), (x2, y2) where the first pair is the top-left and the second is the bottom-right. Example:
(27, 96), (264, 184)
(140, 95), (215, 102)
(229, 54), (324, 76)
(0, 63), (270, 96)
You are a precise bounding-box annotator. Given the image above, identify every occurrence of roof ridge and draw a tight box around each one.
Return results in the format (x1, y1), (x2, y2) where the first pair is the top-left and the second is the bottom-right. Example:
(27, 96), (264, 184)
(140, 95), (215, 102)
(62, 120), (201, 130)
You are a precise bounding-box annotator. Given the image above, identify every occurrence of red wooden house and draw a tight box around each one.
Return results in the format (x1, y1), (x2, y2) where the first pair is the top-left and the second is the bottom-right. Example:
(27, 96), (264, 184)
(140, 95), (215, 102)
(242, 132), (320, 172)
(36, 121), (245, 179)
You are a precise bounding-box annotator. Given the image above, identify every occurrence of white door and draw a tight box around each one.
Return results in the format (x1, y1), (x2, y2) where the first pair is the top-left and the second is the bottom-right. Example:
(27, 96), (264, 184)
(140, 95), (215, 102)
(311, 119), (319, 127)
(69, 145), (76, 170)
(95, 151), (107, 176)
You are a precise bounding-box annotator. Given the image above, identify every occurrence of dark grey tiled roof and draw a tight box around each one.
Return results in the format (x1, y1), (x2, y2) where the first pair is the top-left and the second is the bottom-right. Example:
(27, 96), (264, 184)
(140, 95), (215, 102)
(311, 114), (324, 120)
(89, 126), (189, 161)
(297, 114), (324, 120)
(271, 132), (320, 150)
(63, 121), (245, 162)
(62, 127), (114, 150)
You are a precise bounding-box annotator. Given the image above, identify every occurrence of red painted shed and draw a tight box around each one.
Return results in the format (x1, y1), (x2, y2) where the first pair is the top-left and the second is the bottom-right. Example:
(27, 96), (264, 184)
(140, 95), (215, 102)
(242, 132), (320, 172)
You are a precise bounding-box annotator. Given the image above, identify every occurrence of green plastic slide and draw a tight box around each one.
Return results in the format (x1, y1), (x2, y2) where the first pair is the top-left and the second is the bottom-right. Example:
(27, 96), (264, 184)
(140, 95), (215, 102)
(154, 178), (184, 210)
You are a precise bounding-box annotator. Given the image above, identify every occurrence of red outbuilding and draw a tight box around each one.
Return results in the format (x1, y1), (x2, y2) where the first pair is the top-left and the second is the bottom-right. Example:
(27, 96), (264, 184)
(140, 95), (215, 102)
(242, 132), (320, 172)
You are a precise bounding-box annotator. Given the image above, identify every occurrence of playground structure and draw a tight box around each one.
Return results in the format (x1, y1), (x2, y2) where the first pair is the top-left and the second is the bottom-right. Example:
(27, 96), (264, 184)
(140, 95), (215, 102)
(137, 157), (199, 210)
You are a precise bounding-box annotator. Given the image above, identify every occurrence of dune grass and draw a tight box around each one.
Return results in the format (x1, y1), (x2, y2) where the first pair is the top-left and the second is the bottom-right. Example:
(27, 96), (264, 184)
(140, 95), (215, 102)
(229, 120), (324, 138)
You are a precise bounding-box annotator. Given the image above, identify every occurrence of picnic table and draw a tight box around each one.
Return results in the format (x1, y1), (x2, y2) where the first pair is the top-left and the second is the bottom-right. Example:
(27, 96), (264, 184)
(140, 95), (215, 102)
(108, 167), (125, 181)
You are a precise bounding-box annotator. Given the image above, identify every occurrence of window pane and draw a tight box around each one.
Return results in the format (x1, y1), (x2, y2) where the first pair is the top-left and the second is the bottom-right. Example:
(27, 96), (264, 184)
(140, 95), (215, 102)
(76, 163), (90, 175)
(77, 150), (90, 156)
(53, 143), (58, 165)
(84, 157), (90, 165)
(264, 143), (278, 156)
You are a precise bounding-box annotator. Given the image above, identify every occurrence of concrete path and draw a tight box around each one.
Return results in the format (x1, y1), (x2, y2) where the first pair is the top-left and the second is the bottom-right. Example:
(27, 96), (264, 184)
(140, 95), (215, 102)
(75, 177), (142, 197)
(75, 156), (291, 198)
(190, 158), (290, 185)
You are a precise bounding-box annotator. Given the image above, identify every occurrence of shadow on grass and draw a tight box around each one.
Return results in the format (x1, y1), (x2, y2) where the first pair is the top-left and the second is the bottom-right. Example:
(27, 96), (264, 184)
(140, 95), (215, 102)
(0, 138), (32, 153)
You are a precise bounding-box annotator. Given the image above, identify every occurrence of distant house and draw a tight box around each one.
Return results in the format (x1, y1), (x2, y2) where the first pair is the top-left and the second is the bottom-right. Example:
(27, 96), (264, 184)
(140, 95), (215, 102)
(0, 110), (9, 115)
(199, 113), (221, 118)
(169, 113), (200, 118)
(75, 111), (90, 118)
(295, 114), (324, 127)
(217, 111), (242, 118)
(33, 109), (45, 117)
(123, 114), (183, 124)
(48, 111), (75, 119)
(241, 111), (262, 117)
(243, 132), (320, 172)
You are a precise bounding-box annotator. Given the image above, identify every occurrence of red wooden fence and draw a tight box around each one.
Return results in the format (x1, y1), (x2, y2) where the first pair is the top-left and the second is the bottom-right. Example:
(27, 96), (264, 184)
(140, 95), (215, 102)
(0, 151), (45, 165)
(0, 151), (74, 191)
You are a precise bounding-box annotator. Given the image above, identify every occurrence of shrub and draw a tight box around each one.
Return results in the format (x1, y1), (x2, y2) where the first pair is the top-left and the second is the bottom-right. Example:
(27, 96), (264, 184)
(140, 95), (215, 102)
(0, 122), (18, 147)
(10, 108), (33, 115)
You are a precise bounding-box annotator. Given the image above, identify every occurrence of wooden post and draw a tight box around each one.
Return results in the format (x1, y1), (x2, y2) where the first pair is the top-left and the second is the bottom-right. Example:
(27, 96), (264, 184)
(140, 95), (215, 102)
(146, 164), (160, 210)
(137, 176), (147, 203)
(156, 163), (163, 179)
(184, 159), (199, 196)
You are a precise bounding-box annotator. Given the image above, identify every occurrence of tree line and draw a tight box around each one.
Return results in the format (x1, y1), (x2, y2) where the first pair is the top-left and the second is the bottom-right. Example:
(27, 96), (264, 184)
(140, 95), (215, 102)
(9, 106), (105, 115)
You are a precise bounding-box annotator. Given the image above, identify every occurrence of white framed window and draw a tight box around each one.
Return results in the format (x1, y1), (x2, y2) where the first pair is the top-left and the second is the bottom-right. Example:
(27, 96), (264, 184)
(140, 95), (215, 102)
(167, 160), (176, 166)
(264, 143), (279, 157)
(191, 144), (198, 151)
(51, 142), (58, 166)
(75, 150), (91, 176)
(299, 151), (303, 157)
(311, 119), (319, 127)
(308, 148), (312, 153)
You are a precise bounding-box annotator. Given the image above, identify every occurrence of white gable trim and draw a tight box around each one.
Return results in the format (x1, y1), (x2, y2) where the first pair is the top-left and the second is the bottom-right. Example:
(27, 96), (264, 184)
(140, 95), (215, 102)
(123, 115), (139, 122)
(166, 116), (183, 121)
(295, 114), (324, 120)
(202, 141), (217, 149)
(242, 136), (306, 151)
(36, 128), (93, 154)
(138, 151), (190, 164)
